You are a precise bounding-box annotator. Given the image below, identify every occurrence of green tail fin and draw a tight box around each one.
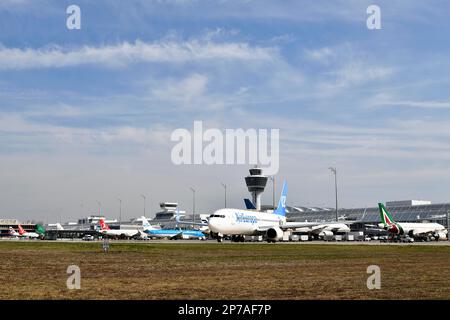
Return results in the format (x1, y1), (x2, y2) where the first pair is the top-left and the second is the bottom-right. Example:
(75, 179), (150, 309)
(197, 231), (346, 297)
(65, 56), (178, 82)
(378, 203), (396, 225)
(35, 224), (46, 235)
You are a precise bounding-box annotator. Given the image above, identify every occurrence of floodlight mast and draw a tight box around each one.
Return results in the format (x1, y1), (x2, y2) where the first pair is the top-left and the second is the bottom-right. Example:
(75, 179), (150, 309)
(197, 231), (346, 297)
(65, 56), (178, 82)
(329, 167), (338, 222)
(190, 187), (196, 223)
(220, 182), (227, 208)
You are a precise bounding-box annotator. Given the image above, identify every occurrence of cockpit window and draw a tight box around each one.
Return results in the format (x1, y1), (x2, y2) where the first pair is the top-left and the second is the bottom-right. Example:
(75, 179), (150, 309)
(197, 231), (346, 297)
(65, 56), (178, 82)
(209, 214), (225, 218)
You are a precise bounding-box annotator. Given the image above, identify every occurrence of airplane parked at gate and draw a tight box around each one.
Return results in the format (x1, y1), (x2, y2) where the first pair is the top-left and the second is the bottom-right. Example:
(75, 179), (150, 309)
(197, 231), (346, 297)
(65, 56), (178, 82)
(141, 216), (206, 240)
(378, 203), (447, 241)
(17, 224), (45, 239)
(98, 219), (141, 239)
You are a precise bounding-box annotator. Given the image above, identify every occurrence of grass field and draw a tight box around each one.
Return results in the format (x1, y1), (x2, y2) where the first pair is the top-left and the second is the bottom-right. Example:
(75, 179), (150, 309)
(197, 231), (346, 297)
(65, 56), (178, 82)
(1, 241), (449, 300)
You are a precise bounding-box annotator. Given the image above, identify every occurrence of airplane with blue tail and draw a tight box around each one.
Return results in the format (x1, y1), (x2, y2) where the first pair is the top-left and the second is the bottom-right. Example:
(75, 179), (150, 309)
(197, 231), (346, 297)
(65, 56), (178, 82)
(141, 216), (206, 240)
(177, 180), (324, 242)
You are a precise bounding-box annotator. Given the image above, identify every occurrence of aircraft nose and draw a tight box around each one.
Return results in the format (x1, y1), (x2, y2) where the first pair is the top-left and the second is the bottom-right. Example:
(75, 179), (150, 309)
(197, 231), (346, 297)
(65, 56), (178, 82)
(208, 218), (219, 232)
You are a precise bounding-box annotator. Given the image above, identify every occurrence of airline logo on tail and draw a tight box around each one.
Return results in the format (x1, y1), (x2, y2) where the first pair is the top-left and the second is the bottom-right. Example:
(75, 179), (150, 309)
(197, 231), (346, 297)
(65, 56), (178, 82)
(36, 224), (46, 235)
(141, 216), (156, 231)
(273, 180), (288, 216)
(18, 224), (26, 235)
(378, 203), (403, 235)
(244, 199), (256, 210)
(99, 219), (110, 230)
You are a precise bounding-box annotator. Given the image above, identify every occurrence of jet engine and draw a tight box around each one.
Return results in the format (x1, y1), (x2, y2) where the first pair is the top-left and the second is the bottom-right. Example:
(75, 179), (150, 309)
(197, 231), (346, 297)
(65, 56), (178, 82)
(435, 231), (447, 240)
(319, 230), (334, 238)
(408, 230), (420, 237)
(266, 227), (283, 241)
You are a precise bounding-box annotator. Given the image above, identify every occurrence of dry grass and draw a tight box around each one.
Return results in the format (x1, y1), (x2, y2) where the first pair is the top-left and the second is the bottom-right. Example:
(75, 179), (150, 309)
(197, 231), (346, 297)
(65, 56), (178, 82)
(1, 241), (449, 300)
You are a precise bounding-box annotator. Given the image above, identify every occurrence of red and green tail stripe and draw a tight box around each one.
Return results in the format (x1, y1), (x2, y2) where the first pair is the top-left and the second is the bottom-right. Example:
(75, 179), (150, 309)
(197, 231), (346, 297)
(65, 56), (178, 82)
(378, 203), (404, 235)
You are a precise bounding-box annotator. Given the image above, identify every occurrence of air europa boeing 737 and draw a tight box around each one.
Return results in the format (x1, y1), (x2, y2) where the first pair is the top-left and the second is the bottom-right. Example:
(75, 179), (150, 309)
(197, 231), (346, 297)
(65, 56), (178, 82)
(177, 180), (325, 242)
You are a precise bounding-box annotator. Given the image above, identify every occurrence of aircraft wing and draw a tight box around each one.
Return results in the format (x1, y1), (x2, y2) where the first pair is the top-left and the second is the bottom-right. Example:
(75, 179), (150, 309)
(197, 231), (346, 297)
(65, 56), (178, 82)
(256, 222), (322, 232)
(283, 221), (339, 229)
(257, 221), (356, 232)
(310, 224), (347, 232)
(410, 228), (438, 236)
(169, 232), (184, 240)
(129, 231), (141, 238)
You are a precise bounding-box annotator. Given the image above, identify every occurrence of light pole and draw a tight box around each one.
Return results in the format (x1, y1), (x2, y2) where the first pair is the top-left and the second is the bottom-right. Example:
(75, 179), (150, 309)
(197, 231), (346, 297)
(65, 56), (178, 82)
(220, 182), (227, 208)
(117, 198), (122, 224)
(329, 167), (338, 221)
(141, 195), (146, 217)
(269, 176), (275, 210)
(190, 187), (196, 223)
(96, 200), (102, 216)
(447, 211), (450, 241)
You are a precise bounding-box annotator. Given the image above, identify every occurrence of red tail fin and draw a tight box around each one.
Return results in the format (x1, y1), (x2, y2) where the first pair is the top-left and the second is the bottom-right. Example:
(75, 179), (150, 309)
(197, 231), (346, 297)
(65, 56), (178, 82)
(18, 224), (26, 235)
(99, 219), (110, 230)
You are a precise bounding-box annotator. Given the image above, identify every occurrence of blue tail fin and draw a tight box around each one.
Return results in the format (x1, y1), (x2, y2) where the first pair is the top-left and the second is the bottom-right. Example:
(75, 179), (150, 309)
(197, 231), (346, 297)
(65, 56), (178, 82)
(273, 180), (288, 216)
(244, 198), (256, 210)
(141, 216), (156, 231)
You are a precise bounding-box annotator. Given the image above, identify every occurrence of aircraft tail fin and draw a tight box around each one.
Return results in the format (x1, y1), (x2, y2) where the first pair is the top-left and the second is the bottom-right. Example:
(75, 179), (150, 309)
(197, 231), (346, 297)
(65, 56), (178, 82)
(18, 224), (26, 235)
(378, 203), (396, 226)
(244, 198), (256, 210)
(273, 180), (288, 216)
(35, 224), (46, 235)
(8, 227), (16, 236)
(141, 216), (155, 230)
(99, 219), (110, 231)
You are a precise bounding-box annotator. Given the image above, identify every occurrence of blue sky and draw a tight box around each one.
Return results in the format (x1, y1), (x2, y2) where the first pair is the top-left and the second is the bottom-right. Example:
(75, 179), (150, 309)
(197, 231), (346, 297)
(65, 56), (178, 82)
(1, 0), (450, 222)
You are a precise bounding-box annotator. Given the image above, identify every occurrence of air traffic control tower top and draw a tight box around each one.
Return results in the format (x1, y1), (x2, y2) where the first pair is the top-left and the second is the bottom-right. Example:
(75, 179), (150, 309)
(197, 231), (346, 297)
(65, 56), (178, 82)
(245, 167), (268, 211)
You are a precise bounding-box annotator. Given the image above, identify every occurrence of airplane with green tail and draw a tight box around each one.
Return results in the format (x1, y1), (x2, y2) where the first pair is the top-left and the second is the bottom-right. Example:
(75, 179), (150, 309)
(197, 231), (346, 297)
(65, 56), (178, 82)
(378, 203), (447, 241)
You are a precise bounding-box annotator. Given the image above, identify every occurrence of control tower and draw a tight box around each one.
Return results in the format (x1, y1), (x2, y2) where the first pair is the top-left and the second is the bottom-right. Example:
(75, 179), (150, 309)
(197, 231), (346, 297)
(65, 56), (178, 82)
(245, 167), (268, 211)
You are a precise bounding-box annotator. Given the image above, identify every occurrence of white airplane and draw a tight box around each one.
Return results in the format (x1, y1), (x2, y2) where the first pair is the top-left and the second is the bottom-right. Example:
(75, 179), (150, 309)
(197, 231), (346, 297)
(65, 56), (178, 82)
(17, 224), (42, 239)
(243, 198), (351, 239)
(378, 203), (448, 240)
(178, 180), (337, 242)
(98, 219), (140, 238)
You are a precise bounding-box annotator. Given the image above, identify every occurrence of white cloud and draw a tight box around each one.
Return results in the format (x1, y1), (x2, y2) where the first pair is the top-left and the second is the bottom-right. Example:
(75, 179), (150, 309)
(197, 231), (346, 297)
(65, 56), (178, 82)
(0, 112), (171, 147)
(305, 47), (334, 62)
(0, 40), (277, 70)
(377, 100), (450, 109)
(331, 63), (394, 87)
(99, 126), (170, 145)
(150, 73), (208, 104)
